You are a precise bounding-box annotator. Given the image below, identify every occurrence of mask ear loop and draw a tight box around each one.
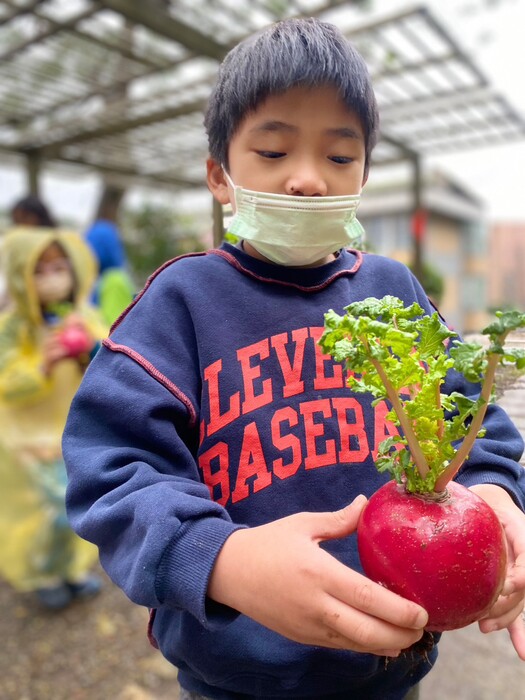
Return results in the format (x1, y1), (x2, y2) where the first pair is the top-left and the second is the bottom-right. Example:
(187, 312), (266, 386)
(221, 165), (235, 189)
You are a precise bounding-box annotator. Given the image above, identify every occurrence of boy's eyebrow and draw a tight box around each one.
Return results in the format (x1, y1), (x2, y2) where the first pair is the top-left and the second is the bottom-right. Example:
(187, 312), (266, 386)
(325, 127), (362, 140)
(248, 121), (362, 140)
(249, 120), (297, 134)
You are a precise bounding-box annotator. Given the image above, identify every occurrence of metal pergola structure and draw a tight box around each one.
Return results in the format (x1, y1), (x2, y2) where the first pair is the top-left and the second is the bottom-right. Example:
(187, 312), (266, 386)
(1, 0), (525, 268)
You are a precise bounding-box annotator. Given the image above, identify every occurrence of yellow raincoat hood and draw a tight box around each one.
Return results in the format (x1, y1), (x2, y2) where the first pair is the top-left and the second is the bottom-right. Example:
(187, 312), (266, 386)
(2, 226), (97, 324)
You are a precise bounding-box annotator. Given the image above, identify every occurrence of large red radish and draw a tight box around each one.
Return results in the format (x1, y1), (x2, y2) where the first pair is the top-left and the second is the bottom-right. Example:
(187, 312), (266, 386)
(357, 480), (507, 631)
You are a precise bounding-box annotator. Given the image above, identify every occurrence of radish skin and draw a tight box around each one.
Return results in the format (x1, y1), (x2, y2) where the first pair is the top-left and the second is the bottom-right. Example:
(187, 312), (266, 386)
(357, 480), (507, 632)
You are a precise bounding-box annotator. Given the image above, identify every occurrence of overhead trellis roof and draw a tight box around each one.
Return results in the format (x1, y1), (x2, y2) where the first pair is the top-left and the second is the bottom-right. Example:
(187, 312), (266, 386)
(1, 0), (524, 189)
(343, 6), (525, 162)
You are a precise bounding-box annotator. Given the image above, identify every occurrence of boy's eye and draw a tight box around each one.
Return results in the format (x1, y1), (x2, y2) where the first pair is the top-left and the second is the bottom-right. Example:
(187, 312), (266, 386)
(257, 151), (285, 159)
(329, 156), (354, 164)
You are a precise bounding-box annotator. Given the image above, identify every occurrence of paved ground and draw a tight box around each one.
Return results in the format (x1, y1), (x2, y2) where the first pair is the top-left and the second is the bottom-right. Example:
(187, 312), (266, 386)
(0, 566), (180, 700)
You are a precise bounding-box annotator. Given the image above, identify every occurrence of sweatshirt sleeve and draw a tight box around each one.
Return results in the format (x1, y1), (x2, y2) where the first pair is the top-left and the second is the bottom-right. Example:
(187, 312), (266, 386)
(63, 273), (244, 628)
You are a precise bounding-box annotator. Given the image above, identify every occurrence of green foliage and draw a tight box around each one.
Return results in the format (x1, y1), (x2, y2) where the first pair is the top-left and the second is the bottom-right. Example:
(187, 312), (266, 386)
(120, 204), (205, 287)
(320, 296), (525, 494)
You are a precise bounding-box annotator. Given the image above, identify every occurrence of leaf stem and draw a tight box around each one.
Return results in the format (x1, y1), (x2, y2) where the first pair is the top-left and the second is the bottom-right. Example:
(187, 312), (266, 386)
(369, 355), (430, 478)
(433, 350), (501, 492)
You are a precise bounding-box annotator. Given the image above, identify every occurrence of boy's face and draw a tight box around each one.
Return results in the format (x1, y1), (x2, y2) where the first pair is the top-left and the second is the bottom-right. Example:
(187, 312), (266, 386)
(207, 84), (367, 205)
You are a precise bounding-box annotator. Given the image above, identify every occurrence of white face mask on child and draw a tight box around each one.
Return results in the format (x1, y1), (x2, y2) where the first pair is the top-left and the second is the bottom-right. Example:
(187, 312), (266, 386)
(223, 170), (365, 267)
(34, 269), (74, 305)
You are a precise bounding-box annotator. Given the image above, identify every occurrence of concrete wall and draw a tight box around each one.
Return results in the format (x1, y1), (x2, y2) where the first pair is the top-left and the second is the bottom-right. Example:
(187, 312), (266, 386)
(488, 223), (525, 311)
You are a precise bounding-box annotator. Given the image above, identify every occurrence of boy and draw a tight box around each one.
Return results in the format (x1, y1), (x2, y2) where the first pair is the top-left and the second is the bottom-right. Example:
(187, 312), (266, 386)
(64, 18), (525, 699)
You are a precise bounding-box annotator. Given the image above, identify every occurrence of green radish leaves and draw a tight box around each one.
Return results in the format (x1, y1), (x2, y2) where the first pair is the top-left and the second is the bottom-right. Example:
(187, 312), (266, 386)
(320, 297), (525, 494)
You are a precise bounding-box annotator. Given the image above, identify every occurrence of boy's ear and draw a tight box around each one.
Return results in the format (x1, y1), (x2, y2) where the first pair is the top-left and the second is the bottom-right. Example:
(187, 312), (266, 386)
(206, 159), (231, 205)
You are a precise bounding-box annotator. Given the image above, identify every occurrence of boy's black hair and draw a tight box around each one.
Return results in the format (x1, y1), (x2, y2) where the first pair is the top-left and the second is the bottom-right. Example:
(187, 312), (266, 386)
(204, 17), (379, 177)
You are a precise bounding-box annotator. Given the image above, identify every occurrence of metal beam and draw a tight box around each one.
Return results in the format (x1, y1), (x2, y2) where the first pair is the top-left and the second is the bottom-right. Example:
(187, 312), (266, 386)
(419, 5), (487, 87)
(26, 150), (41, 196)
(379, 132), (418, 160)
(0, 0), (43, 28)
(388, 115), (521, 145)
(371, 51), (458, 80)
(8, 50), (201, 131)
(0, 4), (102, 63)
(380, 86), (495, 122)
(212, 196), (224, 247)
(38, 96), (207, 154)
(55, 26), (172, 71)
(99, 0), (228, 60)
(411, 153), (423, 283)
(51, 155), (203, 189)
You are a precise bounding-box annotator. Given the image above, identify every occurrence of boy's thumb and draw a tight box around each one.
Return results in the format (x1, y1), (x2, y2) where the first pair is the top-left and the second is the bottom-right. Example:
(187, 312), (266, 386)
(315, 494), (368, 543)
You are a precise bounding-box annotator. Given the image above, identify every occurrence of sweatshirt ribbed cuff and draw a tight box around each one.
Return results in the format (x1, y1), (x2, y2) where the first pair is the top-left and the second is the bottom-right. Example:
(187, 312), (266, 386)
(155, 515), (246, 629)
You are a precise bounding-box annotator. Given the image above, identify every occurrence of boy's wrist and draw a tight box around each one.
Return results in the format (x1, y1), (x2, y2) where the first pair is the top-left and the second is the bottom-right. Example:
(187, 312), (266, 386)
(207, 528), (248, 609)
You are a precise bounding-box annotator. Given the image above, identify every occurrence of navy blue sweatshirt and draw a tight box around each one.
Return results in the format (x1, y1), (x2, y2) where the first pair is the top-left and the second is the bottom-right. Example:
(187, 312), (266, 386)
(63, 243), (525, 700)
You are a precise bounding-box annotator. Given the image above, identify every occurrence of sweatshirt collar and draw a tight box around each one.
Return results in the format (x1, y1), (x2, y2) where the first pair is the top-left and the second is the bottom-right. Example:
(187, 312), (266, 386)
(213, 242), (362, 291)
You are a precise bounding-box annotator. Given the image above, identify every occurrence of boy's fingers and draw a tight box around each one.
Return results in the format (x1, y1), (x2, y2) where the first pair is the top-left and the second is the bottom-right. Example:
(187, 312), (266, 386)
(502, 560), (525, 596)
(312, 495), (368, 542)
(339, 574), (429, 631)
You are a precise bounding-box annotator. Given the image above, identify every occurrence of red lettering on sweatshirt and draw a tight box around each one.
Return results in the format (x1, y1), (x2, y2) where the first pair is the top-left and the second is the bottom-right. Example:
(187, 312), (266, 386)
(300, 398), (337, 470)
(309, 327), (345, 390)
(271, 407), (302, 479)
(271, 328), (309, 398)
(237, 339), (273, 414)
(199, 399), (402, 506)
(199, 441), (230, 506)
(204, 359), (241, 437)
(231, 422), (272, 503)
(332, 397), (369, 463)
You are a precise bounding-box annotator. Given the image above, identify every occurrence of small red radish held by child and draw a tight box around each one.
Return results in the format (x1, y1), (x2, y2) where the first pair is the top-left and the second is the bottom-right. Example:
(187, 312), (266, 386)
(58, 323), (92, 357)
(319, 296), (525, 632)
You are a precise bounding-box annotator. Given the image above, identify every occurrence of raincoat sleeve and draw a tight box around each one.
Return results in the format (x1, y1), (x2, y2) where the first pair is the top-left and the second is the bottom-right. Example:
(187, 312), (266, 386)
(0, 317), (52, 405)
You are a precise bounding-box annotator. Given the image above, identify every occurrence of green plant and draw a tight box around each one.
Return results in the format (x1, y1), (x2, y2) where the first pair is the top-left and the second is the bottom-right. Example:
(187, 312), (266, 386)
(120, 204), (205, 287)
(319, 296), (525, 493)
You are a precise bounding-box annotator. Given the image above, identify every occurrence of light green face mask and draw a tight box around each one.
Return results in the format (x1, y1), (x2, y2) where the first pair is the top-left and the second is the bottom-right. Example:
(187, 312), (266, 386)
(224, 171), (365, 267)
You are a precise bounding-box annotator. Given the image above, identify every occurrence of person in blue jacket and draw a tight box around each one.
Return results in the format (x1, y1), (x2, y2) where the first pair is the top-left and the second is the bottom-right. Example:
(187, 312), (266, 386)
(84, 189), (135, 325)
(63, 18), (525, 700)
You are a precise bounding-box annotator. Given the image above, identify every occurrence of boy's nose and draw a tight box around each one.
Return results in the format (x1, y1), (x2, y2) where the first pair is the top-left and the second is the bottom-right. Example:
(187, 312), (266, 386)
(285, 168), (328, 197)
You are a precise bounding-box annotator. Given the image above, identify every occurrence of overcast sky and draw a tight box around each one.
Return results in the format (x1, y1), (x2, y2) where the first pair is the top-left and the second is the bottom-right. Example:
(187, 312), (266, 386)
(1, 0), (524, 226)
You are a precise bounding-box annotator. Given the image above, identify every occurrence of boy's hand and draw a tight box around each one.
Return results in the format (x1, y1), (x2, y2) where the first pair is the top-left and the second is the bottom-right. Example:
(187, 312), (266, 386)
(208, 495), (427, 655)
(469, 484), (525, 660)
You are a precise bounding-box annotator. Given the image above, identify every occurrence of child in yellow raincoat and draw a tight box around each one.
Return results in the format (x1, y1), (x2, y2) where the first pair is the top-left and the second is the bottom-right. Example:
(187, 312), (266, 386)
(0, 226), (108, 609)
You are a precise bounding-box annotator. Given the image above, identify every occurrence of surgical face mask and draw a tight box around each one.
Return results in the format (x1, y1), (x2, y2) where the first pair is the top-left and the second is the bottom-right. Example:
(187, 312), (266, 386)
(224, 170), (364, 266)
(34, 266), (74, 305)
